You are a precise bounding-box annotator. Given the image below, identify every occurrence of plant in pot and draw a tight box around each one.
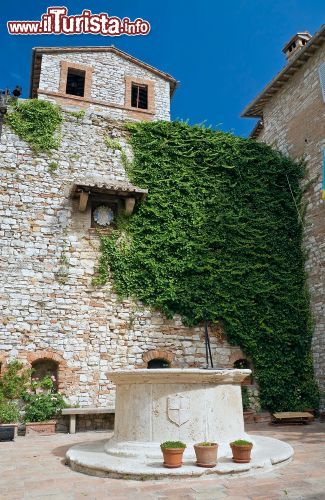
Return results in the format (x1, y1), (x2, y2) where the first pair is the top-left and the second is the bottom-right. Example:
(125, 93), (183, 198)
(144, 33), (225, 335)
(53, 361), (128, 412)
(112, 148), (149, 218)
(160, 441), (186, 468)
(193, 441), (218, 467)
(23, 383), (66, 435)
(31, 375), (56, 394)
(0, 398), (20, 441)
(230, 439), (253, 463)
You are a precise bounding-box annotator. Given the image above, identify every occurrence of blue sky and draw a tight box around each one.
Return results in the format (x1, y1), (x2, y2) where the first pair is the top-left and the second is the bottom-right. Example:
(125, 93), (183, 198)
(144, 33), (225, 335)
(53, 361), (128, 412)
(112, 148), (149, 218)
(1, 1), (324, 136)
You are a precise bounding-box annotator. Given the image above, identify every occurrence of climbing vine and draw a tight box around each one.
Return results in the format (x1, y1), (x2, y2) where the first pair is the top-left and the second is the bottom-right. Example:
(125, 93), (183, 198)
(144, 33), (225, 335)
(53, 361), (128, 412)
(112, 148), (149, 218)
(97, 121), (319, 412)
(6, 99), (63, 153)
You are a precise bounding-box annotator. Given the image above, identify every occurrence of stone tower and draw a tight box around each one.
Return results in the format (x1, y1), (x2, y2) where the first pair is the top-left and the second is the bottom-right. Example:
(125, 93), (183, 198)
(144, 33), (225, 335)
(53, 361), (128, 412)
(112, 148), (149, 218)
(30, 46), (177, 121)
(0, 48), (244, 424)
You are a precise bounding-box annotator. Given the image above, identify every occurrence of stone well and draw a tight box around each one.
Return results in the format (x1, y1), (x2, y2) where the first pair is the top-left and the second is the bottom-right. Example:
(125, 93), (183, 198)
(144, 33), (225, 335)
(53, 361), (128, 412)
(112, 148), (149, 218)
(66, 369), (293, 479)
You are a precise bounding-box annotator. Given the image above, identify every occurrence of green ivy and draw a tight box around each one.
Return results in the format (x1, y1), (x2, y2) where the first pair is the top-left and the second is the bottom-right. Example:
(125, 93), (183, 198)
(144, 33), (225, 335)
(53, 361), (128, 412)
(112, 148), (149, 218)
(105, 136), (130, 170)
(6, 99), (63, 153)
(97, 121), (319, 412)
(68, 109), (86, 119)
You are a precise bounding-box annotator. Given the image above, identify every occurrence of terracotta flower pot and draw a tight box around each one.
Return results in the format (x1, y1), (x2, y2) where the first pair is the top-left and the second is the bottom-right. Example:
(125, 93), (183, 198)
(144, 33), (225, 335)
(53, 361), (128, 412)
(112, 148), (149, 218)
(230, 442), (253, 463)
(244, 410), (255, 423)
(25, 421), (56, 435)
(194, 443), (218, 467)
(161, 447), (185, 468)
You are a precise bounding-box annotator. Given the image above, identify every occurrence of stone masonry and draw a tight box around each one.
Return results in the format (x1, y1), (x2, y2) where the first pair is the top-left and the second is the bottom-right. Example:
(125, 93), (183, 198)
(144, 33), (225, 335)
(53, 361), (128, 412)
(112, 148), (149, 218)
(247, 38), (325, 410)
(0, 48), (244, 408)
(34, 47), (172, 121)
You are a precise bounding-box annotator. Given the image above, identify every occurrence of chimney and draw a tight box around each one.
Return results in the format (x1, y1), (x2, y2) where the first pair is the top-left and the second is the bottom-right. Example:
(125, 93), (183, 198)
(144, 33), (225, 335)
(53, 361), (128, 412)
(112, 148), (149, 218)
(282, 32), (312, 61)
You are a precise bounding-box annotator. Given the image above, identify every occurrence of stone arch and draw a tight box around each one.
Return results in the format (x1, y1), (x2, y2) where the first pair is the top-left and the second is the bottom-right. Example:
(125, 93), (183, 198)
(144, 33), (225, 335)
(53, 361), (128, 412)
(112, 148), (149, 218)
(27, 351), (67, 391)
(228, 348), (247, 365)
(142, 349), (174, 367)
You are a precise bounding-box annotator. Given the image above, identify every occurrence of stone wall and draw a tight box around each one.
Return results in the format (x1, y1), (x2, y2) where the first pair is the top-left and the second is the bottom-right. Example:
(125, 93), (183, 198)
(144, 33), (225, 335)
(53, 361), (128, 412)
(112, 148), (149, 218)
(0, 111), (244, 408)
(38, 50), (171, 121)
(56, 414), (114, 433)
(256, 43), (325, 410)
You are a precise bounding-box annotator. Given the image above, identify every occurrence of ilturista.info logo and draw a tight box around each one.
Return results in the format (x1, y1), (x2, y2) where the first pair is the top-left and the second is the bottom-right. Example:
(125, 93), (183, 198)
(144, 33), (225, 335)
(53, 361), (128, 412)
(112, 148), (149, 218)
(7, 7), (151, 36)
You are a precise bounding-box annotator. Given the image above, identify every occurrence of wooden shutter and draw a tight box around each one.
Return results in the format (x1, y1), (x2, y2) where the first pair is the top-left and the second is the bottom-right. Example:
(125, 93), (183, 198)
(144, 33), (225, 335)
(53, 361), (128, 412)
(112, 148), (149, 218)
(319, 62), (325, 102)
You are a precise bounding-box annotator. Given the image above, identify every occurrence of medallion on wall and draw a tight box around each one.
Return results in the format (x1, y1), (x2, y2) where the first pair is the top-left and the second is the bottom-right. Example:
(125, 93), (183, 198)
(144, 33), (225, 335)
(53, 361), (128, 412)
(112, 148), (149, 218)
(93, 205), (114, 226)
(167, 394), (190, 426)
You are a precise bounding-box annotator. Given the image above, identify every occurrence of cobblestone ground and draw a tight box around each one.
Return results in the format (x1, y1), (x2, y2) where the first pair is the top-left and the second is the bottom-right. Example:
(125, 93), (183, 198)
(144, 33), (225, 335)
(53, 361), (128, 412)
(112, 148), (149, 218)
(0, 422), (324, 499)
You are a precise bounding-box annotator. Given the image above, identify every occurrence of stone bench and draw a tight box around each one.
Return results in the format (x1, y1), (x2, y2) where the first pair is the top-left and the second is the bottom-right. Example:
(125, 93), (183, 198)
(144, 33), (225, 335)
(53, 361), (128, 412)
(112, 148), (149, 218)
(62, 408), (115, 434)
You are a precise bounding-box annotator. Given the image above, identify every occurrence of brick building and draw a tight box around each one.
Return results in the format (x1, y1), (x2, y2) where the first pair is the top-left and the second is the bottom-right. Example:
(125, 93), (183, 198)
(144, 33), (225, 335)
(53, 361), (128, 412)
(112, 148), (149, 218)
(0, 47), (245, 413)
(242, 26), (325, 410)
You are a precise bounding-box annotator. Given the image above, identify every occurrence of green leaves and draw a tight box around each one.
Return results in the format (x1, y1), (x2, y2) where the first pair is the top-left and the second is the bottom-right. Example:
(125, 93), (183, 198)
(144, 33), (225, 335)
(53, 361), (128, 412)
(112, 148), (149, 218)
(96, 121), (319, 412)
(0, 400), (20, 424)
(23, 392), (66, 423)
(6, 99), (63, 153)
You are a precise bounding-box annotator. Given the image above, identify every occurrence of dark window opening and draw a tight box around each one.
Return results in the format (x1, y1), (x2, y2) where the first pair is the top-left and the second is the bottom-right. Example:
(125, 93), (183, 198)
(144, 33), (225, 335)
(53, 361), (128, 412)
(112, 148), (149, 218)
(233, 358), (252, 385)
(31, 359), (58, 390)
(147, 358), (170, 369)
(66, 68), (86, 97)
(233, 358), (250, 369)
(131, 83), (148, 109)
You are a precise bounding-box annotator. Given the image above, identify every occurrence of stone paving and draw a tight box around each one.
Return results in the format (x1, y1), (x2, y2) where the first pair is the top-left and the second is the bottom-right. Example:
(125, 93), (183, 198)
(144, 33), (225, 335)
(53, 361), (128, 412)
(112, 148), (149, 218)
(0, 422), (324, 499)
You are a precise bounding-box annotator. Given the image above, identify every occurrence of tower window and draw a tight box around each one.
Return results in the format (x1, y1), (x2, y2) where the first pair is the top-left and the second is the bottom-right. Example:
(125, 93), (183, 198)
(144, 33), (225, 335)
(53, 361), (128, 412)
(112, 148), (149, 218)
(131, 83), (148, 109)
(66, 68), (86, 97)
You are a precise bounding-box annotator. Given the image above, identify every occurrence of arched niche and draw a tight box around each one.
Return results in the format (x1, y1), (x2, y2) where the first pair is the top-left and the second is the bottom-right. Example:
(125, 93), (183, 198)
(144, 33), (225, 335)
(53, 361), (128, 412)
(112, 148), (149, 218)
(147, 358), (171, 369)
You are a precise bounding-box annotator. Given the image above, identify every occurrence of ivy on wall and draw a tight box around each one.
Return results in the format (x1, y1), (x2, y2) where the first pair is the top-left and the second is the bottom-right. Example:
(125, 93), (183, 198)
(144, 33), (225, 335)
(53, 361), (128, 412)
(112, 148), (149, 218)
(97, 121), (319, 412)
(6, 99), (63, 153)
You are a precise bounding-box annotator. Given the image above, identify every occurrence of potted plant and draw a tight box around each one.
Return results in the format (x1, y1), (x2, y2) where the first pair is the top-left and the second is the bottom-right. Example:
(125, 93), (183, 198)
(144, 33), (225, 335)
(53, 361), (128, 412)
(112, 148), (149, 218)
(0, 399), (20, 441)
(23, 382), (66, 435)
(31, 375), (56, 394)
(230, 439), (253, 463)
(193, 442), (218, 467)
(160, 441), (186, 468)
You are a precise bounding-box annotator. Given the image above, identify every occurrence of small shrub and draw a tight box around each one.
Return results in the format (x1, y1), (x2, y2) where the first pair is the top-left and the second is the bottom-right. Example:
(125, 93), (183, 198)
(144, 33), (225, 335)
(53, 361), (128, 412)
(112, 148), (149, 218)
(0, 360), (32, 400)
(230, 439), (252, 446)
(31, 375), (55, 393)
(23, 392), (66, 423)
(0, 400), (20, 424)
(160, 441), (186, 449)
(48, 161), (58, 173)
(68, 109), (85, 119)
